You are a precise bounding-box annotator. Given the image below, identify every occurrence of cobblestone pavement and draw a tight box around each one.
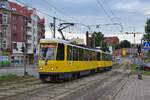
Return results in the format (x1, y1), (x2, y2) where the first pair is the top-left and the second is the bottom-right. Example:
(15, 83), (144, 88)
(114, 75), (150, 100)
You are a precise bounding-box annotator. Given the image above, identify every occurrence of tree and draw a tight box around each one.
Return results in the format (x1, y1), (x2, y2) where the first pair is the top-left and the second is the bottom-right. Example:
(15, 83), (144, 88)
(91, 31), (104, 48)
(143, 33), (150, 41)
(101, 42), (110, 52)
(144, 19), (150, 41)
(120, 40), (131, 48)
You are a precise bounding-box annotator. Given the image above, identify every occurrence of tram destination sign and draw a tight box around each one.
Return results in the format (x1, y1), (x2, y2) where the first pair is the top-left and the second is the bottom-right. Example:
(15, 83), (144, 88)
(143, 42), (150, 50)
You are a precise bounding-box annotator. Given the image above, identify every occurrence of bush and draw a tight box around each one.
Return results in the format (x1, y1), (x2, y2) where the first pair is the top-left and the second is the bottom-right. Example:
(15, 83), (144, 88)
(0, 61), (10, 67)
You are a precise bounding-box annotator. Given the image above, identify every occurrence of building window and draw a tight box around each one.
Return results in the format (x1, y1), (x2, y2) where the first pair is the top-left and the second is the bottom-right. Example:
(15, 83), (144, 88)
(0, 14), (2, 24)
(2, 14), (7, 24)
(12, 16), (17, 21)
(11, 8), (16, 11)
(13, 43), (17, 49)
(13, 33), (17, 41)
(1, 4), (6, 8)
(13, 24), (17, 30)
(2, 40), (6, 49)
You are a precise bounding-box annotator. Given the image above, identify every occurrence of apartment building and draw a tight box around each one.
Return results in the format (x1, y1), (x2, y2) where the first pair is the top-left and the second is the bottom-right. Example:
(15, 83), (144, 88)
(0, 0), (45, 67)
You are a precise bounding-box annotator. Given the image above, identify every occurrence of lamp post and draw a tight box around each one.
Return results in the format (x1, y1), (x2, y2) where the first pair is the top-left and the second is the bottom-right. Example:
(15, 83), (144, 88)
(125, 32), (143, 62)
(94, 34), (95, 48)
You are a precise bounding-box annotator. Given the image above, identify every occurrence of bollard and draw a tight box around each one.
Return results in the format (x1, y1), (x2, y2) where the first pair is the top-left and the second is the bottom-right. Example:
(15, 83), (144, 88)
(138, 74), (142, 80)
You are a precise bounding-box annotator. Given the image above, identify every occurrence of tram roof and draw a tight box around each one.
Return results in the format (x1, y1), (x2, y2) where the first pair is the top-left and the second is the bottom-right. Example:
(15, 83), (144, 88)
(40, 38), (111, 54)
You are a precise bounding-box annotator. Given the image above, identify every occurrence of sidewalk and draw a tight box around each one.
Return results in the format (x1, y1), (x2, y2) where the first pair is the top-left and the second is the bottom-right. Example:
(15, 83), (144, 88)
(114, 75), (150, 100)
(0, 65), (38, 77)
(0, 64), (37, 69)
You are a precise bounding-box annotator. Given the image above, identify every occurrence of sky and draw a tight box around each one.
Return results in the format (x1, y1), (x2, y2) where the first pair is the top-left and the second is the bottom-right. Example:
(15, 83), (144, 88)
(11, 0), (150, 43)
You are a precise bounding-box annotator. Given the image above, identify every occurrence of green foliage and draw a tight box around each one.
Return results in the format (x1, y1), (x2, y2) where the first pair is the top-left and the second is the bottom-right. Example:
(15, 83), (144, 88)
(145, 19), (150, 34)
(91, 31), (104, 48)
(120, 40), (131, 48)
(114, 44), (121, 49)
(101, 42), (110, 52)
(0, 61), (10, 67)
(143, 33), (150, 41)
(144, 19), (150, 41)
(0, 74), (18, 82)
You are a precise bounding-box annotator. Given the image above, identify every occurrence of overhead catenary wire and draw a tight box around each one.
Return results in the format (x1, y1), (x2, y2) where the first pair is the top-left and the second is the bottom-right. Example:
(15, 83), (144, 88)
(15, 0), (90, 29)
(96, 0), (123, 32)
(14, 0), (71, 23)
(102, 0), (123, 32)
(41, 0), (90, 32)
(13, 0), (123, 34)
(42, 0), (83, 23)
(96, 0), (115, 24)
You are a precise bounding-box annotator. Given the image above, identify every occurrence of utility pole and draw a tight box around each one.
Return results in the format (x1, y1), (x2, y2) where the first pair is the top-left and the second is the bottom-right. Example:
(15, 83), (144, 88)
(53, 17), (56, 38)
(125, 32), (143, 61)
(94, 34), (95, 48)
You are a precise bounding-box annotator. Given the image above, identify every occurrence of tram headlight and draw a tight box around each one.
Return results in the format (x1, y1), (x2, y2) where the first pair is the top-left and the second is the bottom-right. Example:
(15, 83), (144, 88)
(51, 67), (54, 71)
(40, 67), (43, 70)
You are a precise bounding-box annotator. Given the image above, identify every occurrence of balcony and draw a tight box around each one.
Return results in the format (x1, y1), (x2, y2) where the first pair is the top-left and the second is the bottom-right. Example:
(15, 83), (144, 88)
(26, 31), (32, 36)
(26, 39), (32, 44)
(27, 22), (32, 28)
(26, 44), (33, 54)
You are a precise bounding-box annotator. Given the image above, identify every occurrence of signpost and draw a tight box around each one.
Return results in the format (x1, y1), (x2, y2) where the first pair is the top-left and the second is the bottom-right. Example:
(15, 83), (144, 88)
(143, 42), (150, 51)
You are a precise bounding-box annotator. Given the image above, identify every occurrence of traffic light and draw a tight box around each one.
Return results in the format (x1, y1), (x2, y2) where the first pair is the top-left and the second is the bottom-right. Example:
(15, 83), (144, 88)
(21, 46), (25, 53)
(34, 48), (36, 54)
(137, 46), (141, 55)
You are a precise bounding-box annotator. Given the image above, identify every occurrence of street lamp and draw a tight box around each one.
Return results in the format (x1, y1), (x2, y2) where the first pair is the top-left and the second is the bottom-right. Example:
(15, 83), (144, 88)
(125, 32), (143, 62)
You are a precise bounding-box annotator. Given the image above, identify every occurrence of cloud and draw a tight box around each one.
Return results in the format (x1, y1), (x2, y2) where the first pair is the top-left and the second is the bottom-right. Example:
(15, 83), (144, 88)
(58, 0), (93, 4)
(113, 0), (150, 15)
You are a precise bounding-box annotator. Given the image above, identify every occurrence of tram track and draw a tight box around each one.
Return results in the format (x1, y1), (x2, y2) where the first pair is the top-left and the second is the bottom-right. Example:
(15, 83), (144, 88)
(0, 62), (130, 100)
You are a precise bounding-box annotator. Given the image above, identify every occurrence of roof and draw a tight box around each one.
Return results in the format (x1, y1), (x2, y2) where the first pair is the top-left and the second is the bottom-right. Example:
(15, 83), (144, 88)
(104, 36), (119, 44)
(8, 1), (33, 17)
(38, 18), (45, 24)
(40, 38), (111, 54)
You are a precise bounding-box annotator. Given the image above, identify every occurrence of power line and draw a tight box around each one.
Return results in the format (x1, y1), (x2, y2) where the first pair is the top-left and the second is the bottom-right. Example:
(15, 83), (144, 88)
(102, 0), (123, 32)
(15, 0), (88, 28)
(96, 0), (115, 24)
(96, 0), (123, 32)
(14, 0), (72, 23)
(13, 0), (122, 33)
(42, 0), (82, 23)
(103, 0), (121, 23)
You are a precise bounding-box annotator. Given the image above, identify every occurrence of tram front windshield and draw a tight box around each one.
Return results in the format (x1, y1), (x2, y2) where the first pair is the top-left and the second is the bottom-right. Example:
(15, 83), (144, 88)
(40, 43), (56, 60)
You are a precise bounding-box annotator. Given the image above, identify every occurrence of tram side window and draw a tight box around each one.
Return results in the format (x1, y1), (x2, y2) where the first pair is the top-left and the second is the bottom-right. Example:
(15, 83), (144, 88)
(94, 52), (97, 61)
(97, 52), (100, 61)
(91, 51), (95, 61)
(102, 53), (105, 60)
(87, 50), (91, 61)
(106, 54), (109, 61)
(56, 43), (64, 60)
(104, 53), (107, 61)
(83, 49), (88, 61)
(110, 55), (112, 61)
(108, 55), (112, 61)
(79, 48), (84, 61)
(73, 47), (78, 61)
(67, 46), (73, 60)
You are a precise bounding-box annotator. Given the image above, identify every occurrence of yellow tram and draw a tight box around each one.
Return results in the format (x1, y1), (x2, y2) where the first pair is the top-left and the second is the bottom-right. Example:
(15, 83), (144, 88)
(38, 39), (112, 81)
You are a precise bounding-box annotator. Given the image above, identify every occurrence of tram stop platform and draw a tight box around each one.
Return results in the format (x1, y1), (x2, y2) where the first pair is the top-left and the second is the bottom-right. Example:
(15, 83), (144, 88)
(114, 75), (150, 100)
